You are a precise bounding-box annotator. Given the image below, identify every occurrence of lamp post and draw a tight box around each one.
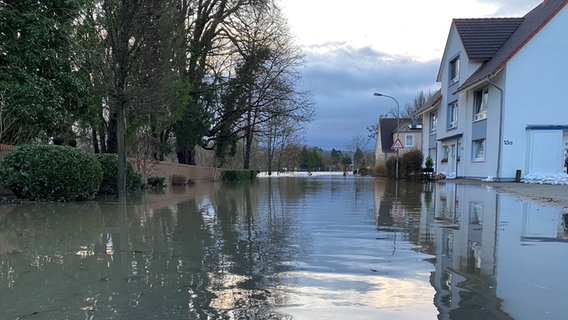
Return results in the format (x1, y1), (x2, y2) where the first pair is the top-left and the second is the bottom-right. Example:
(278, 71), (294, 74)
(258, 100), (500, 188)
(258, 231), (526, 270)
(373, 92), (400, 180)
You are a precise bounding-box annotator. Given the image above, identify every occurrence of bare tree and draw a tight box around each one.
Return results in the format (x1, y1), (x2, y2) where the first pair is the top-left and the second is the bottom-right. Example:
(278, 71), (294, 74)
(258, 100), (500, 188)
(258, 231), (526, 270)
(261, 116), (303, 175)
(205, 2), (314, 169)
(345, 134), (372, 154)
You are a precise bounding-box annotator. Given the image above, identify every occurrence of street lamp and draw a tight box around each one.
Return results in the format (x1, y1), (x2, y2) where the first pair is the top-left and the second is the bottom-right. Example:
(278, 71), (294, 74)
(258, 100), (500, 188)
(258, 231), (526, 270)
(373, 92), (400, 180)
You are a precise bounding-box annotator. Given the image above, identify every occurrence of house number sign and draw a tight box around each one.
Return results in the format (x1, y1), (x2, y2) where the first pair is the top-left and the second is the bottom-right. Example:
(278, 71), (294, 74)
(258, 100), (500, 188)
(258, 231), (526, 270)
(504, 140), (513, 145)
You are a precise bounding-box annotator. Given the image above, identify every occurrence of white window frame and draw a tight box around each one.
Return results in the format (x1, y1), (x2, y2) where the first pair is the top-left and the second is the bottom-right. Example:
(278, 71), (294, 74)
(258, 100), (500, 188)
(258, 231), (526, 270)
(473, 87), (488, 121)
(449, 57), (460, 84)
(469, 202), (483, 225)
(448, 102), (458, 129)
(442, 145), (450, 163)
(430, 111), (437, 134)
(405, 134), (414, 147)
(472, 139), (485, 161)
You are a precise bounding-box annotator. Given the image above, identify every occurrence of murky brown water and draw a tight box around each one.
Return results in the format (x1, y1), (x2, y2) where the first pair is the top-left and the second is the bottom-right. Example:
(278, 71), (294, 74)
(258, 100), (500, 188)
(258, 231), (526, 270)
(1, 174), (567, 319)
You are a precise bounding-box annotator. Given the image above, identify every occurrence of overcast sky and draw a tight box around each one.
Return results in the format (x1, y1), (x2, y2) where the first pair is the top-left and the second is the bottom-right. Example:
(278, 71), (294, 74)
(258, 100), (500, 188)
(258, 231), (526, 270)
(279, 0), (542, 151)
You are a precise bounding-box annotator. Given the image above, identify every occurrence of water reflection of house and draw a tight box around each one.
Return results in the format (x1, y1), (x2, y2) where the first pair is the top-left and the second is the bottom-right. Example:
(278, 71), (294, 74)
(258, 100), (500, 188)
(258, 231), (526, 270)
(421, 181), (568, 319)
(495, 197), (568, 320)
(426, 182), (502, 319)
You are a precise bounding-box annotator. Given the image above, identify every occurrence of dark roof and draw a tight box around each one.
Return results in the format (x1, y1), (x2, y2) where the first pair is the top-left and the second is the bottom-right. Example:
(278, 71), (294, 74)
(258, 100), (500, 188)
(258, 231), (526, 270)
(415, 89), (442, 115)
(454, 18), (523, 60)
(379, 118), (398, 153)
(378, 118), (411, 152)
(458, 0), (568, 91)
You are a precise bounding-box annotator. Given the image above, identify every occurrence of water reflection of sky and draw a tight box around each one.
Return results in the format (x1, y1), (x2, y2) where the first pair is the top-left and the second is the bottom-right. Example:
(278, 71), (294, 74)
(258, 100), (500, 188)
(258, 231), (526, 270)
(275, 176), (438, 319)
(1, 177), (567, 319)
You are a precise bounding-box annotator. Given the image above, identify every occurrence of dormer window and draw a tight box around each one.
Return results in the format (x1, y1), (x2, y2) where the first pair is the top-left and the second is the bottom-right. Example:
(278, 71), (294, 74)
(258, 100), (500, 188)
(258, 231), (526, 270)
(449, 57), (460, 84)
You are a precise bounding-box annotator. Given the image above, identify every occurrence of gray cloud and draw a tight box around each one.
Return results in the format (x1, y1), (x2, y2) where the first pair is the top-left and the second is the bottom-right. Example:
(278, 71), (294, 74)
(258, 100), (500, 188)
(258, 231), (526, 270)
(299, 44), (439, 150)
(477, 0), (542, 16)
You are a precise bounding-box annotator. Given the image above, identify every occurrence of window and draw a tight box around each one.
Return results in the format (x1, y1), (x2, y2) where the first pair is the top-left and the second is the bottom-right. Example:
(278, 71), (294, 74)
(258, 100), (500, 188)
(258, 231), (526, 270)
(405, 134), (414, 147)
(469, 202), (483, 224)
(442, 145), (450, 163)
(473, 87), (488, 121)
(430, 111), (437, 134)
(449, 57), (460, 84)
(448, 102), (458, 129)
(472, 139), (485, 161)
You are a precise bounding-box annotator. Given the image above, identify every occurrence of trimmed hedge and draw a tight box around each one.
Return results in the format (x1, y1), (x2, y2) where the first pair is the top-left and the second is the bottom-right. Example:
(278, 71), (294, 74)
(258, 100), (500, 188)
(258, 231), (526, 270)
(0, 145), (103, 201)
(147, 176), (166, 189)
(221, 170), (258, 181)
(170, 174), (187, 186)
(94, 154), (142, 194)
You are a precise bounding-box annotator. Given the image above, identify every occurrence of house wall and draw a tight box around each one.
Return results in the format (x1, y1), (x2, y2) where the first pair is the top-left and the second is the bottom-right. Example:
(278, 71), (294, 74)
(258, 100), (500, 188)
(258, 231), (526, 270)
(460, 74), (505, 179)
(396, 130), (422, 154)
(374, 118), (389, 165)
(419, 110), (439, 170)
(502, 6), (568, 177)
(437, 26), (484, 177)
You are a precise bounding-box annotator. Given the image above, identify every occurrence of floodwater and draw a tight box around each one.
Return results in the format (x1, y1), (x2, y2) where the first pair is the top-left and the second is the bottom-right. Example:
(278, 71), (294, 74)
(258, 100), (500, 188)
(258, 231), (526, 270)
(1, 173), (567, 320)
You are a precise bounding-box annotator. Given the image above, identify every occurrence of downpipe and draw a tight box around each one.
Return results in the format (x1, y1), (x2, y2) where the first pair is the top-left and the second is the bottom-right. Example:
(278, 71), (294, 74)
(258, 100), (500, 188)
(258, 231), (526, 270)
(486, 76), (504, 181)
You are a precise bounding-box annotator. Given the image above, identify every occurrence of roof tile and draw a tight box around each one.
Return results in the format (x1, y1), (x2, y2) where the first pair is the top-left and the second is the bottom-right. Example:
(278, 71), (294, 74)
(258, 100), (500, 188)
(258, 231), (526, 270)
(458, 0), (568, 91)
(454, 18), (523, 60)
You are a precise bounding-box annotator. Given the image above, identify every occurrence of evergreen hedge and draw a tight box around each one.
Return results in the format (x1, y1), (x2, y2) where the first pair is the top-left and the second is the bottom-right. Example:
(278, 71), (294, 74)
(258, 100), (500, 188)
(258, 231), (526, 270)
(147, 176), (166, 189)
(94, 154), (142, 194)
(0, 145), (103, 201)
(221, 170), (258, 181)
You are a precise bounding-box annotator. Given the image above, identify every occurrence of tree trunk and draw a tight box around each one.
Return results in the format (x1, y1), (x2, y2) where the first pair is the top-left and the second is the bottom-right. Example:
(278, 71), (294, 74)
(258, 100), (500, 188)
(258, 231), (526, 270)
(92, 129), (100, 153)
(117, 102), (127, 198)
(177, 147), (196, 165)
(243, 129), (253, 169)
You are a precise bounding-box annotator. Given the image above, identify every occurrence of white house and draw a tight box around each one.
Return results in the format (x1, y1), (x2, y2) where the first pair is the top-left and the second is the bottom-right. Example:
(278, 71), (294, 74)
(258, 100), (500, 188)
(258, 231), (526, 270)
(418, 0), (568, 181)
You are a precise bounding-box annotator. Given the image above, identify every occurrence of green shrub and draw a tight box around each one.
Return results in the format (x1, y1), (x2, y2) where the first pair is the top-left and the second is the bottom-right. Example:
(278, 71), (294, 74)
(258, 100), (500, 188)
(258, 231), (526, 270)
(0, 145), (103, 201)
(425, 156), (433, 169)
(147, 176), (166, 189)
(400, 149), (424, 180)
(384, 150), (423, 180)
(170, 174), (187, 186)
(221, 170), (258, 181)
(94, 154), (142, 194)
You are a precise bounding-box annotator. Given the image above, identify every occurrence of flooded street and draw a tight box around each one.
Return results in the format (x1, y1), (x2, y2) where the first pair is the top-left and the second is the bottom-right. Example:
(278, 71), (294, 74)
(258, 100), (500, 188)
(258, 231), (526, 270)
(1, 174), (567, 319)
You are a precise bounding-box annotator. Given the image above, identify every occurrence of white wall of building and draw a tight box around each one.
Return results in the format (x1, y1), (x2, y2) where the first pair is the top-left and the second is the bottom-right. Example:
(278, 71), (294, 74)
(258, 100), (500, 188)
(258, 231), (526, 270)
(502, 7), (568, 177)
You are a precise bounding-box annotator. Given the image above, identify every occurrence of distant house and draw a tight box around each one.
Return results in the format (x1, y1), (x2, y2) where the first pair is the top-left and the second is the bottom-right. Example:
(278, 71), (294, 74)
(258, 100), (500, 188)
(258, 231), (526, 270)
(374, 117), (422, 166)
(416, 0), (568, 180)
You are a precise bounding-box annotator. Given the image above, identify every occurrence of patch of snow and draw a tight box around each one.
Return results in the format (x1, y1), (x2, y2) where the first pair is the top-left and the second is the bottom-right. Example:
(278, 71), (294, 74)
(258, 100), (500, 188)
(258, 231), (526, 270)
(522, 173), (568, 185)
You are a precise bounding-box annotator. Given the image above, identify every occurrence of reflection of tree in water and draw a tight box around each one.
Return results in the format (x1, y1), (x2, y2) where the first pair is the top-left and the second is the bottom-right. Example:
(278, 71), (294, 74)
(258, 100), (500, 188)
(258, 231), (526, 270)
(0, 182), (302, 319)
(376, 179), (425, 243)
(199, 180), (298, 319)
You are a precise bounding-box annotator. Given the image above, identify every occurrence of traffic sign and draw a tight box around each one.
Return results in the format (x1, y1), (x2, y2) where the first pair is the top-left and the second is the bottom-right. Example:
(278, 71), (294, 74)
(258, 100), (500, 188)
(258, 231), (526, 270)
(391, 137), (404, 150)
